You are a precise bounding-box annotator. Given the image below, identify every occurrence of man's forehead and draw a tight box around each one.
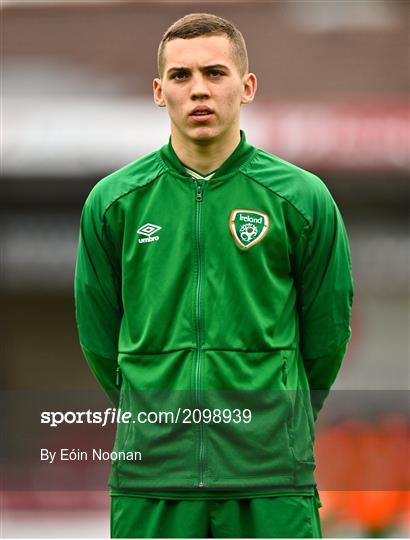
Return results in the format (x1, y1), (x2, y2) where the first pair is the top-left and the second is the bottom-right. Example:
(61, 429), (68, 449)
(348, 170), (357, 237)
(163, 35), (235, 70)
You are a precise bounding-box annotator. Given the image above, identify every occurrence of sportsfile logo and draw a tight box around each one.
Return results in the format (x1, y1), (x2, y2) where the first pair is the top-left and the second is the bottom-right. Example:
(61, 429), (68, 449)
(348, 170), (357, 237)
(137, 223), (162, 244)
(229, 209), (270, 249)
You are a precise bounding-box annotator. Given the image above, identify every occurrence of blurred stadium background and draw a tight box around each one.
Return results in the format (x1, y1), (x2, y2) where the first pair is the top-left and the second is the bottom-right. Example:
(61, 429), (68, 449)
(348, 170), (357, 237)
(1, 0), (409, 537)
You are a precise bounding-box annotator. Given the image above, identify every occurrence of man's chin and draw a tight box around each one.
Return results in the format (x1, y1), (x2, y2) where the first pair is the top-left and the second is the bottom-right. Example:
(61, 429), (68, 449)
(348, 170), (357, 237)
(187, 125), (220, 144)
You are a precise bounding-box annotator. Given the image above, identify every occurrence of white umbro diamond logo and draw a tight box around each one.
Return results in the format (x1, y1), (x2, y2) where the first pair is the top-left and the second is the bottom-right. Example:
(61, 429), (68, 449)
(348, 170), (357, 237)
(137, 223), (162, 244)
(137, 223), (162, 237)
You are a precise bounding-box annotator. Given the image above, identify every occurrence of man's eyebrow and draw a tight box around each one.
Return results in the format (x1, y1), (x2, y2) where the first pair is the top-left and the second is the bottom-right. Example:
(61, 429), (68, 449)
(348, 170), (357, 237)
(165, 66), (189, 77)
(167, 66), (189, 72)
(166, 64), (230, 75)
(201, 64), (230, 71)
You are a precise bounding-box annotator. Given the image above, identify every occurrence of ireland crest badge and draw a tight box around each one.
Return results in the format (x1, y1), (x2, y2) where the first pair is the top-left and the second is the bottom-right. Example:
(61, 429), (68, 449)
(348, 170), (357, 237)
(229, 208), (270, 249)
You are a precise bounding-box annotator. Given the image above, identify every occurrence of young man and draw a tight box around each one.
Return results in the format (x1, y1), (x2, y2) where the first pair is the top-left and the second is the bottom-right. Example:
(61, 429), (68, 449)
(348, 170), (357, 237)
(75, 13), (353, 538)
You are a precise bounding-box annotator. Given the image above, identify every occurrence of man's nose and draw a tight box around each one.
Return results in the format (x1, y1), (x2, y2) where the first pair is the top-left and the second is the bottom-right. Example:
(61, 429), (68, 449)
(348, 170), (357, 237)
(190, 74), (210, 100)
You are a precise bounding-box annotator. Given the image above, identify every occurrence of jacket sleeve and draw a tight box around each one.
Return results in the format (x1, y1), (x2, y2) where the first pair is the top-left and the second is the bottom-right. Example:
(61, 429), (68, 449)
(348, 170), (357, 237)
(74, 196), (123, 406)
(303, 342), (347, 421)
(294, 185), (354, 419)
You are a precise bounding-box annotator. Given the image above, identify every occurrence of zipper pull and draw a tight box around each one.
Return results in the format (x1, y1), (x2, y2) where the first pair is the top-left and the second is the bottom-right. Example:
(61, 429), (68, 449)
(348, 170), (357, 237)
(195, 180), (204, 202)
(116, 366), (121, 387)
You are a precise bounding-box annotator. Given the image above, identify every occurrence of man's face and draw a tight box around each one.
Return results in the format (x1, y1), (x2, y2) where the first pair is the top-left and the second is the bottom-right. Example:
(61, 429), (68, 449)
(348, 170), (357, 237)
(153, 35), (256, 144)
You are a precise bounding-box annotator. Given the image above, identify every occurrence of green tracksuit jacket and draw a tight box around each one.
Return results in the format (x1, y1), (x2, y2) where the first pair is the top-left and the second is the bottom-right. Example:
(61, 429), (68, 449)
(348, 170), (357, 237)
(74, 131), (353, 494)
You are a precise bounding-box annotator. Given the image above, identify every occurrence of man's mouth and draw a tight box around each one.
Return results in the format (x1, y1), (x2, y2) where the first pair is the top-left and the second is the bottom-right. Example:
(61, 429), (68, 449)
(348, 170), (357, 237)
(190, 107), (215, 120)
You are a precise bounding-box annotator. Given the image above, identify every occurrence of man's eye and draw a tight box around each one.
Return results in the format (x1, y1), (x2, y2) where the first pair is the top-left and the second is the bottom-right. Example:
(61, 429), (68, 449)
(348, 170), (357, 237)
(172, 71), (189, 80)
(208, 70), (224, 78)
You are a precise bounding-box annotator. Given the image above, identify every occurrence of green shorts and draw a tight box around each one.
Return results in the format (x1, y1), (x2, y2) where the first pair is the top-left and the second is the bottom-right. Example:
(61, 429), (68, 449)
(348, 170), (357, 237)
(110, 494), (322, 538)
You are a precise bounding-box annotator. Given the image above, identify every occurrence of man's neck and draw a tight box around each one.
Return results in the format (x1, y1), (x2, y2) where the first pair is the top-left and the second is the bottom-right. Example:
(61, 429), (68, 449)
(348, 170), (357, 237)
(170, 128), (241, 176)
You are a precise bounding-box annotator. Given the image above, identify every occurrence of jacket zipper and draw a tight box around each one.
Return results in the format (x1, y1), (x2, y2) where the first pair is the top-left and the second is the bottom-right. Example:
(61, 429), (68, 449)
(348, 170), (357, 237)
(281, 353), (294, 450)
(194, 178), (205, 487)
(281, 360), (288, 386)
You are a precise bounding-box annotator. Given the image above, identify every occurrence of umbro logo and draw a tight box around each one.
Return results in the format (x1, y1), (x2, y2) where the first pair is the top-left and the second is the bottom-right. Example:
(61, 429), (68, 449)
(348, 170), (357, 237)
(137, 223), (161, 244)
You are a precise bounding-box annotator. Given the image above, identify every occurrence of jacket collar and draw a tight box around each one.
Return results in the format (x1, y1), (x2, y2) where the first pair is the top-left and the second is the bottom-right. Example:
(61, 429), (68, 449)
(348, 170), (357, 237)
(159, 130), (255, 181)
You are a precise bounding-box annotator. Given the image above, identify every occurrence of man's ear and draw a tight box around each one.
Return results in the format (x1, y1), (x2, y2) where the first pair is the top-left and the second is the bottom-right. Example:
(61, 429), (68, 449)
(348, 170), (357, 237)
(241, 72), (257, 105)
(153, 78), (166, 107)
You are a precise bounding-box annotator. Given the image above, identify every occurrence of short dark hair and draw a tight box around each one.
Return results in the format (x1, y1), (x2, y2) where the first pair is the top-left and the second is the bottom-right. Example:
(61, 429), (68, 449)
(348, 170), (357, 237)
(157, 13), (249, 77)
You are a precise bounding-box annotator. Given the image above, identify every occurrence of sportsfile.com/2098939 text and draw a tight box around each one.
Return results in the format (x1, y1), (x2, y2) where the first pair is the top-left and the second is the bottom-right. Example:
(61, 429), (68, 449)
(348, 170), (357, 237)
(40, 408), (252, 427)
